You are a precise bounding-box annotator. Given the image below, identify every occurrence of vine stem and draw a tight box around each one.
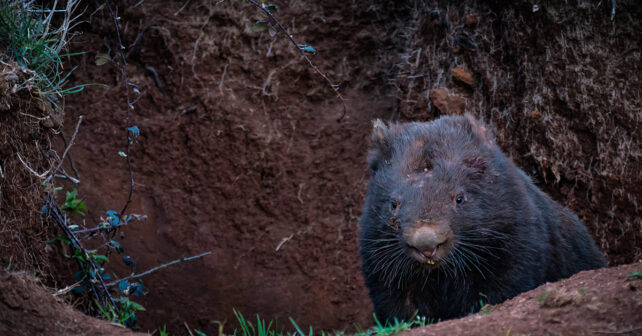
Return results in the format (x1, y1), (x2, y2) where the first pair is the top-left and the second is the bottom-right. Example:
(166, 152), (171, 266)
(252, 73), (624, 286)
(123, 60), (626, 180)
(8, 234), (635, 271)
(104, 0), (135, 215)
(245, 0), (348, 121)
(45, 194), (119, 314)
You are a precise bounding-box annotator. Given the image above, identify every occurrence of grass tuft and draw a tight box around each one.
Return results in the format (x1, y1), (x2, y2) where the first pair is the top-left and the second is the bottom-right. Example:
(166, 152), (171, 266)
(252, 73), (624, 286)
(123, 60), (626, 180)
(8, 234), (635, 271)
(233, 310), (431, 336)
(0, 0), (87, 103)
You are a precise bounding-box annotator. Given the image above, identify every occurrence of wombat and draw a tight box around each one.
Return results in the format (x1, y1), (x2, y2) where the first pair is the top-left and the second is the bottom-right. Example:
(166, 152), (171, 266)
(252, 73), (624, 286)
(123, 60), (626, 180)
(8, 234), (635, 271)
(359, 114), (606, 322)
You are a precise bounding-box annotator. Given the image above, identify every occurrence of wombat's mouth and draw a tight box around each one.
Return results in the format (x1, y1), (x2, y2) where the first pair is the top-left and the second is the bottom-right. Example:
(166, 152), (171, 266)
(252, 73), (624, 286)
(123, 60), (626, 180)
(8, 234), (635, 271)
(406, 245), (440, 265)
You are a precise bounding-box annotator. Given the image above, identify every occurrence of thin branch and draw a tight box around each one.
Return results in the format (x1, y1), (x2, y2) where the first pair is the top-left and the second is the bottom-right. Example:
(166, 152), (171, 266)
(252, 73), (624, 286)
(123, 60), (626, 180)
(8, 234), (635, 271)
(105, 252), (212, 286)
(59, 133), (81, 180)
(55, 278), (84, 296)
(16, 152), (50, 179)
(51, 115), (82, 178)
(245, 0), (348, 121)
(45, 194), (119, 314)
(104, 0), (136, 215)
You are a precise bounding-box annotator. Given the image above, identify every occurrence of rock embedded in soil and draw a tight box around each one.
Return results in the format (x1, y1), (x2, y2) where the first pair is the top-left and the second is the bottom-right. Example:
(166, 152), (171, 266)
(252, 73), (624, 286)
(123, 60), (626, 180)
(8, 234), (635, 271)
(451, 67), (474, 87)
(429, 88), (467, 115)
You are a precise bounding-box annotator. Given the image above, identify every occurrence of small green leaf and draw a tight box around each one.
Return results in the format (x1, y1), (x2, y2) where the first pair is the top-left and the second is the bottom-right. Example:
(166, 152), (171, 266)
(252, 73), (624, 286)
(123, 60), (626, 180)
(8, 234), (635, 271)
(77, 201), (87, 213)
(93, 254), (109, 263)
(118, 151), (127, 157)
(111, 239), (124, 254)
(129, 300), (146, 311)
(252, 21), (268, 32)
(66, 189), (78, 202)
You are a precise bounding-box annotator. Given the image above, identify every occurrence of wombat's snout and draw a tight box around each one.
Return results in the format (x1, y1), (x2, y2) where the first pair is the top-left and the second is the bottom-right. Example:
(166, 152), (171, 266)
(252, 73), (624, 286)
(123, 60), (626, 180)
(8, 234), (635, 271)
(406, 226), (450, 263)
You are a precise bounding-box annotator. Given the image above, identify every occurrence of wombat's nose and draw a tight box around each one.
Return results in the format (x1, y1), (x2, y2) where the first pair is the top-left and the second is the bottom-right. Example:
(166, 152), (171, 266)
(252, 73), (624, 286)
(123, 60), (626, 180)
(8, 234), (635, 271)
(408, 226), (447, 257)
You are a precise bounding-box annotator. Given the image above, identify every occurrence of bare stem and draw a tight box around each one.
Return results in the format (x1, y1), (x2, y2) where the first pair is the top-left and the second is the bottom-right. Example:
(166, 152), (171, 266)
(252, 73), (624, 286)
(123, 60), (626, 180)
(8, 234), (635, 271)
(245, 0), (348, 121)
(45, 194), (119, 314)
(104, 0), (135, 215)
(106, 252), (212, 286)
(51, 115), (82, 178)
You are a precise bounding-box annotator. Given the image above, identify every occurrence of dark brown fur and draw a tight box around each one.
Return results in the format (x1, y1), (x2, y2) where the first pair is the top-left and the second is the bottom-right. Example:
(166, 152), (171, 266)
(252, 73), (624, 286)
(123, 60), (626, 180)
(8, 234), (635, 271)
(359, 115), (606, 322)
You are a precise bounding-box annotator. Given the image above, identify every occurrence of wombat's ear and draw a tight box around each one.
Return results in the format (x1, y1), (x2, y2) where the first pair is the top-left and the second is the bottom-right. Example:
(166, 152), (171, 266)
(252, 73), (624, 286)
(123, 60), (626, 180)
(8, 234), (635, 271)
(372, 119), (388, 145)
(371, 119), (395, 153)
(464, 114), (495, 147)
(368, 119), (393, 173)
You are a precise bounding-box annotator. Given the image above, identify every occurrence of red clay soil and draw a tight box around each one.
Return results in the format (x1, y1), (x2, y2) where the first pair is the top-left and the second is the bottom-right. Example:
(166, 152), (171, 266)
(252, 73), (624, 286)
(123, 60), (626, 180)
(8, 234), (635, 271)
(62, 0), (391, 333)
(0, 269), (141, 336)
(42, 0), (642, 334)
(403, 262), (642, 336)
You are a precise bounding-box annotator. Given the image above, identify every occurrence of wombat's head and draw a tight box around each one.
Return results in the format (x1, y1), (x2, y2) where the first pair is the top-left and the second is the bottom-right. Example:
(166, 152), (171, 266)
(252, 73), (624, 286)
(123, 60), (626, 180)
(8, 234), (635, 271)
(361, 115), (501, 273)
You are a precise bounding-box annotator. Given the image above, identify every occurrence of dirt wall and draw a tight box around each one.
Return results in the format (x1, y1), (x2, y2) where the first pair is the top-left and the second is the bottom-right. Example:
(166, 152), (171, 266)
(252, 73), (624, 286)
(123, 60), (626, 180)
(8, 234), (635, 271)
(53, 0), (641, 334)
(391, 0), (641, 264)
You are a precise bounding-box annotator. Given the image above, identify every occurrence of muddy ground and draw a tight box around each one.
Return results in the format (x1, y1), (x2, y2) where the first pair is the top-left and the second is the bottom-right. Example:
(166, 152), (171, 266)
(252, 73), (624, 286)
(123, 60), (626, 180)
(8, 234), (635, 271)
(0, 0), (640, 335)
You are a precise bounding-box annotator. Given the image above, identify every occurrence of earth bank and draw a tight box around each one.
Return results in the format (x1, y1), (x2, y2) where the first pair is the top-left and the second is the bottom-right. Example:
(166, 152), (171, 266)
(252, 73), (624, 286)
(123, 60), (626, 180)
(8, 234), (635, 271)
(0, 0), (639, 335)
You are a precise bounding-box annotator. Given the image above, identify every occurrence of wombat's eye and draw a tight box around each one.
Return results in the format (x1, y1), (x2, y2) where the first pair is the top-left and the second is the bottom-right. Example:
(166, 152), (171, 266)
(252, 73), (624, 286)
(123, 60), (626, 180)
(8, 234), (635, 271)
(391, 199), (399, 209)
(455, 195), (464, 204)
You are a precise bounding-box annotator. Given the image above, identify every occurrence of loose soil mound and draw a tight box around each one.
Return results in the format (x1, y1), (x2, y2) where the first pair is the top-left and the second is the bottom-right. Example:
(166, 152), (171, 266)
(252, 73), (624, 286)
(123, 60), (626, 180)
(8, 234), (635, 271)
(0, 269), (140, 336)
(403, 262), (642, 336)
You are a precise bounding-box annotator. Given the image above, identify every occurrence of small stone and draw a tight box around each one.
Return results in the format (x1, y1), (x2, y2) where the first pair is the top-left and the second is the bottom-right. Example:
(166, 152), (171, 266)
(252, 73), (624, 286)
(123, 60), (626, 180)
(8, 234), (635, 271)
(451, 67), (474, 87)
(429, 88), (448, 111)
(429, 88), (467, 115)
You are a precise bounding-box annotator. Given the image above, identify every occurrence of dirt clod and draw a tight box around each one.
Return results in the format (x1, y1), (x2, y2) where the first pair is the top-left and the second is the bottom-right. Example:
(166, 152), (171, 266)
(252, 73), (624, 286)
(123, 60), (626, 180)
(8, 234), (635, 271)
(429, 88), (467, 114)
(451, 67), (474, 87)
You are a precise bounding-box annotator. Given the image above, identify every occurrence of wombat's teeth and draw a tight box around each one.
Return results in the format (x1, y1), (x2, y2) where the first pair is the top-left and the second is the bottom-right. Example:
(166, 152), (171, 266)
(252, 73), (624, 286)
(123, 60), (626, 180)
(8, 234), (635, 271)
(426, 259), (435, 265)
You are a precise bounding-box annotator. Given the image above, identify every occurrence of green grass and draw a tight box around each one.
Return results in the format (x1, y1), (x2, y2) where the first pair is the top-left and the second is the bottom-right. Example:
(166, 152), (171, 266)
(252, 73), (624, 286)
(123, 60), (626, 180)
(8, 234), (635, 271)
(233, 310), (431, 336)
(149, 311), (431, 336)
(0, 0), (89, 103)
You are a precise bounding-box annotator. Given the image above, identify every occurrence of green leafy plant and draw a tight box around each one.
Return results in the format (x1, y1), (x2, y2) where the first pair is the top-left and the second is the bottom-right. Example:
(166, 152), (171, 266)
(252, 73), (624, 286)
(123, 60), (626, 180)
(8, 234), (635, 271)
(628, 270), (641, 279)
(61, 188), (87, 216)
(96, 296), (145, 328)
